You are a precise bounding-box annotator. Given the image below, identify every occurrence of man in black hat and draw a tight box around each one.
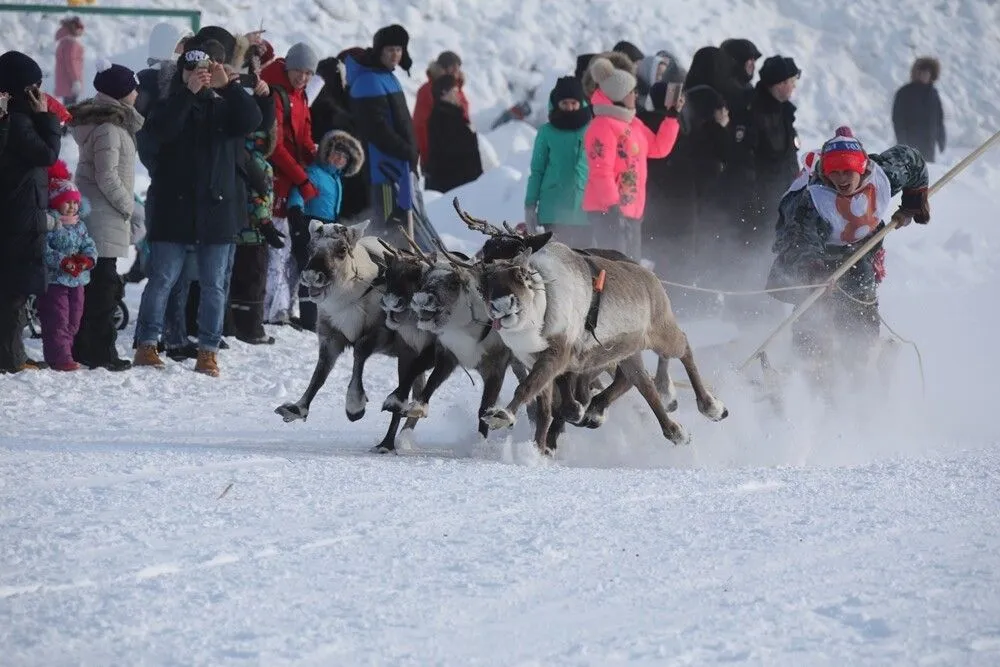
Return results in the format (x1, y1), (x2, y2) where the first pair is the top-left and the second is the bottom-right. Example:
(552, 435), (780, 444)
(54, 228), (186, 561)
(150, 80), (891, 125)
(349, 24), (418, 245)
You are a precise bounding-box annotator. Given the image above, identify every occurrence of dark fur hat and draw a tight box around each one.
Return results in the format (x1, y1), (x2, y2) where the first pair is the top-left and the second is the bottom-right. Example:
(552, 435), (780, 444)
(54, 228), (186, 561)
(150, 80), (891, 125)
(372, 24), (412, 75)
(911, 57), (940, 83)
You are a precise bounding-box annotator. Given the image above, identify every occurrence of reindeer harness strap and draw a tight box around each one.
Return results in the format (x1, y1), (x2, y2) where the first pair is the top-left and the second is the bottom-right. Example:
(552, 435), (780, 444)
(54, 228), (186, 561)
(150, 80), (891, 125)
(577, 251), (607, 340)
(360, 263), (387, 298)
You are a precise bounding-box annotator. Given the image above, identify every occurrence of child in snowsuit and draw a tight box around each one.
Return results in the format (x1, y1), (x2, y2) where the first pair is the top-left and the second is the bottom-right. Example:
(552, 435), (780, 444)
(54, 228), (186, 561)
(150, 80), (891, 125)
(524, 76), (592, 247)
(269, 129), (364, 326)
(38, 171), (98, 370)
(768, 127), (930, 368)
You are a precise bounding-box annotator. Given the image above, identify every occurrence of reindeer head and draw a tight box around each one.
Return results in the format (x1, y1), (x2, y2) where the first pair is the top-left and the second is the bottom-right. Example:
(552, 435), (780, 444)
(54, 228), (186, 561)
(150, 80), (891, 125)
(412, 257), (481, 334)
(374, 239), (432, 330)
(299, 219), (371, 301)
(452, 197), (553, 262)
(480, 248), (544, 332)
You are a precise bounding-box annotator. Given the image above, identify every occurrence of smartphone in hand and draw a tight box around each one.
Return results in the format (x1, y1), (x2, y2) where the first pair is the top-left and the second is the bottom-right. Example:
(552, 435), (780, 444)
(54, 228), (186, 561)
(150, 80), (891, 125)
(663, 82), (682, 109)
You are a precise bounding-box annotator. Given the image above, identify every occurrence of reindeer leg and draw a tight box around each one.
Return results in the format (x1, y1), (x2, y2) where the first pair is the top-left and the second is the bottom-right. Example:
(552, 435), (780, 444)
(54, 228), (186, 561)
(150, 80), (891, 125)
(346, 331), (380, 422)
(677, 339), (728, 422)
(371, 412), (404, 454)
(533, 383), (555, 456)
(546, 411), (566, 453)
(619, 354), (690, 445)
(482, 338), (570, 430)
(406, 347), (459, 418)
(275, 329), (347, 423)
(400, 374), (425, 435)
(477, 367), (506, 439)
(383, 344), (435, 414)
(654, 356), (678, 413)
(555, 373), (586, 424)
(580, 365), (634, 429)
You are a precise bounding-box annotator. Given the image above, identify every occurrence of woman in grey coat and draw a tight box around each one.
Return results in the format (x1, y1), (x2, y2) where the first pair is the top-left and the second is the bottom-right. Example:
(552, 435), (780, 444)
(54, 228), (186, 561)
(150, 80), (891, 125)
(68, 61), (144, 371)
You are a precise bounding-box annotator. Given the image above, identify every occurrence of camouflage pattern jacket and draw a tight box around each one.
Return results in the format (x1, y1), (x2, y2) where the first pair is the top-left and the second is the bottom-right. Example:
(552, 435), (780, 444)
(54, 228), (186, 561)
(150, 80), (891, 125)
(768, 145), (928, 303)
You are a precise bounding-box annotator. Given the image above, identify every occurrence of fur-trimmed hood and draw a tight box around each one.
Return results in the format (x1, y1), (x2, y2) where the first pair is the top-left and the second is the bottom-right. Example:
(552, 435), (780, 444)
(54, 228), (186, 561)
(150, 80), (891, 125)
(581, 51), (637, 99)
(318, 129), (365, 178)
(68, 93), (144, 136)
(911, 57), (940, 83)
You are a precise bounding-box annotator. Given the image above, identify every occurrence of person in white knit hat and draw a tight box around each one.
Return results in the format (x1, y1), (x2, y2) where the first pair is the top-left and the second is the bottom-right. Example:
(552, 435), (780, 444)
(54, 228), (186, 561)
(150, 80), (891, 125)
(581, 55), (683, 261)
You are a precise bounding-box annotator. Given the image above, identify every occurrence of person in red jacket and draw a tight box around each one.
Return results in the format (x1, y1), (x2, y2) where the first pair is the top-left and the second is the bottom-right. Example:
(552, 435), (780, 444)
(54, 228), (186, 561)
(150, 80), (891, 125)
(412, 51), (469, 177)
(260, 42), (320, 325)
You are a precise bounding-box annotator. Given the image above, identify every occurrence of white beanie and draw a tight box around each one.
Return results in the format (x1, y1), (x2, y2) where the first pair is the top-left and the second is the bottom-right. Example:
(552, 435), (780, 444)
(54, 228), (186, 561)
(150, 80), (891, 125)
(589, 56), (638, 103)
(147, 22), (184, 64)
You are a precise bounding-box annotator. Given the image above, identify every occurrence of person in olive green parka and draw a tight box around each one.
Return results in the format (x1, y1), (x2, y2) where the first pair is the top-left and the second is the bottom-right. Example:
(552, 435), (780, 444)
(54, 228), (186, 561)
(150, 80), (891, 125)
(524, 76), (593, 247)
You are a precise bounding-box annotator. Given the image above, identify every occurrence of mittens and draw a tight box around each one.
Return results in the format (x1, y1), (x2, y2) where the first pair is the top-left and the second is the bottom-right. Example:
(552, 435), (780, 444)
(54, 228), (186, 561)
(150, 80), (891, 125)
(260, 223), (286, 249)
(899, 187), (930, 224)
(60, 256), (78, 276)
(298, 181), (320, 202)
(74, 254), (96, 271)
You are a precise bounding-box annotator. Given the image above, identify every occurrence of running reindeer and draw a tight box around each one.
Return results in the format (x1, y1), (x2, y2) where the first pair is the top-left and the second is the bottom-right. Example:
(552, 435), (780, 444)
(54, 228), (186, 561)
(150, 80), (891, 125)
(274, 220), (428, 453)
(455, 201), (680, 438)
(460, 204), (730, 453)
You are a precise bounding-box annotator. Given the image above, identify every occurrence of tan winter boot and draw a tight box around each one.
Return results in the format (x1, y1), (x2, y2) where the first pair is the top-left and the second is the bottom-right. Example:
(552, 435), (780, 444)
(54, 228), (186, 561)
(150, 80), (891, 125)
(194, 349), (220, 377)
(133, 343), (165, 369)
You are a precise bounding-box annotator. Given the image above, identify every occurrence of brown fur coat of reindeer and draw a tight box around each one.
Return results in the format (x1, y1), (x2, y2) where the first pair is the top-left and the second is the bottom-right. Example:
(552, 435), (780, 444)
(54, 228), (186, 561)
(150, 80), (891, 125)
(475, 218), (729, 453)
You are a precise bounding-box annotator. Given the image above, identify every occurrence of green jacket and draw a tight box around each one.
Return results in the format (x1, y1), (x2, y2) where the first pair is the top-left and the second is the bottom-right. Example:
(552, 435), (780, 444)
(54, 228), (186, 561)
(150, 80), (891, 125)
(524, 121), (589, 226)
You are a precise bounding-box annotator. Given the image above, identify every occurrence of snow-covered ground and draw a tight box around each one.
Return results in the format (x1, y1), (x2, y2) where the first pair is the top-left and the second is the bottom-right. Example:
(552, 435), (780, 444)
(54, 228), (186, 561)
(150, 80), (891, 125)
(4, 0), (1000, 664)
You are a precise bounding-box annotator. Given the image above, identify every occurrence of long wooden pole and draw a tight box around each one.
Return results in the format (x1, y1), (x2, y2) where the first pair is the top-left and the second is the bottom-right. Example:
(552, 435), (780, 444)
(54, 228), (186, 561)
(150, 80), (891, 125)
(738, 130), (1000, 372)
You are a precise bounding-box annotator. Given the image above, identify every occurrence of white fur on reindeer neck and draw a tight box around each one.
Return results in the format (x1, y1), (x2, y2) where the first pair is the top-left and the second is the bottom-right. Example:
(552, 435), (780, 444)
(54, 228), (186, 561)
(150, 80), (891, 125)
(432, 267), (498, 369)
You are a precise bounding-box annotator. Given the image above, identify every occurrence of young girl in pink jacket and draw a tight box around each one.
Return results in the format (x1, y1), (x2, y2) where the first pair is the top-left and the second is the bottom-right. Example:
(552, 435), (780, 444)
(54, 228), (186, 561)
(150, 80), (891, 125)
(583, 56), (681, 261)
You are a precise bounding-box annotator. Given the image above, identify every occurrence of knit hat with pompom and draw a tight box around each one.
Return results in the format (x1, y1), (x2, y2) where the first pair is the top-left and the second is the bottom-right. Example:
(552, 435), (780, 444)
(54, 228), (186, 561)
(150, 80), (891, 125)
(588, 56), (637, 103)
(93, 59), (138, 100)
(820, 126), (868, 175)
(48, 160), (81, 211)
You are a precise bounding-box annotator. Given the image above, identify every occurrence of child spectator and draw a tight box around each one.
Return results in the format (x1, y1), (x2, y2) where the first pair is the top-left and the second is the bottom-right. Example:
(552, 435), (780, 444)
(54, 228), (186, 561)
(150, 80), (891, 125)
(276, 129), (364, 317)
(38, 162), (97, 370)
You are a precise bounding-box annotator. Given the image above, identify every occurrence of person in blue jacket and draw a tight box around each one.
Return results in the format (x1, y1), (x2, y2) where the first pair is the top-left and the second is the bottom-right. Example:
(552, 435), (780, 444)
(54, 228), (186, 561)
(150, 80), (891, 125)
(277, 129), (364, 327)
(346, 24), (417, 243)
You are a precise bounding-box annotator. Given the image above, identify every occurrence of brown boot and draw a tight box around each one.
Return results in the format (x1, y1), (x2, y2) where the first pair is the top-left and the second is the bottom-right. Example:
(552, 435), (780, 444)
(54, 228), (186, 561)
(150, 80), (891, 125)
(194, 349), (220, 377)
(133, 343), (166, 369)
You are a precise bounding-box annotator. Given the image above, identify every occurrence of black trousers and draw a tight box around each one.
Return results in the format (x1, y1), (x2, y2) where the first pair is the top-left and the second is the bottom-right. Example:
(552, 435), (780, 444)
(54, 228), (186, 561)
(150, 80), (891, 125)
(226, 243), (268, 340)
(0, 294), (28, 372)
(73, 258), (124, 364)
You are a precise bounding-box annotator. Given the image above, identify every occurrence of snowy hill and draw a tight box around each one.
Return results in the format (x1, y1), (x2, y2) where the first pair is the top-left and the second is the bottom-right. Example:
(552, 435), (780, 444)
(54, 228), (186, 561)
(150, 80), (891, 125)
(3, 0), (1000, 664)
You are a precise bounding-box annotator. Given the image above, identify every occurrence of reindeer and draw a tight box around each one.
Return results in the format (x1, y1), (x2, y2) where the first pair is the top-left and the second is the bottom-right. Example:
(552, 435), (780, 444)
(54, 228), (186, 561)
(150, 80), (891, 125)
(398, 238), (530, 441)
(477, 230), (729, 453)
(273, 220), (425, 453)
(453, 200), (680, 437)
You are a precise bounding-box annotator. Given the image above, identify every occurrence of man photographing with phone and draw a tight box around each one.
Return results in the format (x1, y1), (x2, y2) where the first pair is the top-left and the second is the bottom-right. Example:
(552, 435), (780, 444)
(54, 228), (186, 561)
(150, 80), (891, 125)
(132, 36), (263, 376)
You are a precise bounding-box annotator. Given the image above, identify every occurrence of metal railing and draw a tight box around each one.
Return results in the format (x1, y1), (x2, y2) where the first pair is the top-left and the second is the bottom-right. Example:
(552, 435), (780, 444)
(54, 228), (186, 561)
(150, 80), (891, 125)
(0, 3), (201, 32)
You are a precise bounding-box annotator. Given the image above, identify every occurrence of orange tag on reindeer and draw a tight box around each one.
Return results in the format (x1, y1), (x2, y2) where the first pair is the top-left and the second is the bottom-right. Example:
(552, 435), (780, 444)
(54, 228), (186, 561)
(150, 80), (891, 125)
(593, 269), (606, 293)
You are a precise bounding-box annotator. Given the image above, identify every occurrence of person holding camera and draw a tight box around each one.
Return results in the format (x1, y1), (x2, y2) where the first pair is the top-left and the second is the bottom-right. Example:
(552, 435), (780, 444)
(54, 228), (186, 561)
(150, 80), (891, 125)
(133, 40), (262, 377)
(0, 51), (62, 373)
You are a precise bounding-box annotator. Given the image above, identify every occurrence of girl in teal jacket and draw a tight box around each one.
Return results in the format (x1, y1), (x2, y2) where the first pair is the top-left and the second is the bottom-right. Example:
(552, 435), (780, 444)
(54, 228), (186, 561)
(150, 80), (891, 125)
(524, 76), (593, 247)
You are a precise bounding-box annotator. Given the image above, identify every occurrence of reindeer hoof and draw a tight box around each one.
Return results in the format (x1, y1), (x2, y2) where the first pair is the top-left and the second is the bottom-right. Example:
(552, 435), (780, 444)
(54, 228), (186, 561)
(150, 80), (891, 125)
(481, 407), (515, 430)
(381, 394), (406, 413)
(346, 391), (368, 421)
(698, 395), (729, 422)
(579, 408), (607, 429)
(369, 443), (396, 454)
(538, 444), (556, 458)
(405, 401), (429, 419)
(560, 400), (586, 425)
(275, 403), (308, 423)
(664, 423), (691, 446)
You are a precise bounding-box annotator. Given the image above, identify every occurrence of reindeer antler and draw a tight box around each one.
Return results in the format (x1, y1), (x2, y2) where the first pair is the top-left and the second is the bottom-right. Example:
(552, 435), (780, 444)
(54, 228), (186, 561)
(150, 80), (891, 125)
(452, 197), (505, 237)
(401, 229), (436, 266)
(432, 236), (476, 270)
(377, 238), (399, 257)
